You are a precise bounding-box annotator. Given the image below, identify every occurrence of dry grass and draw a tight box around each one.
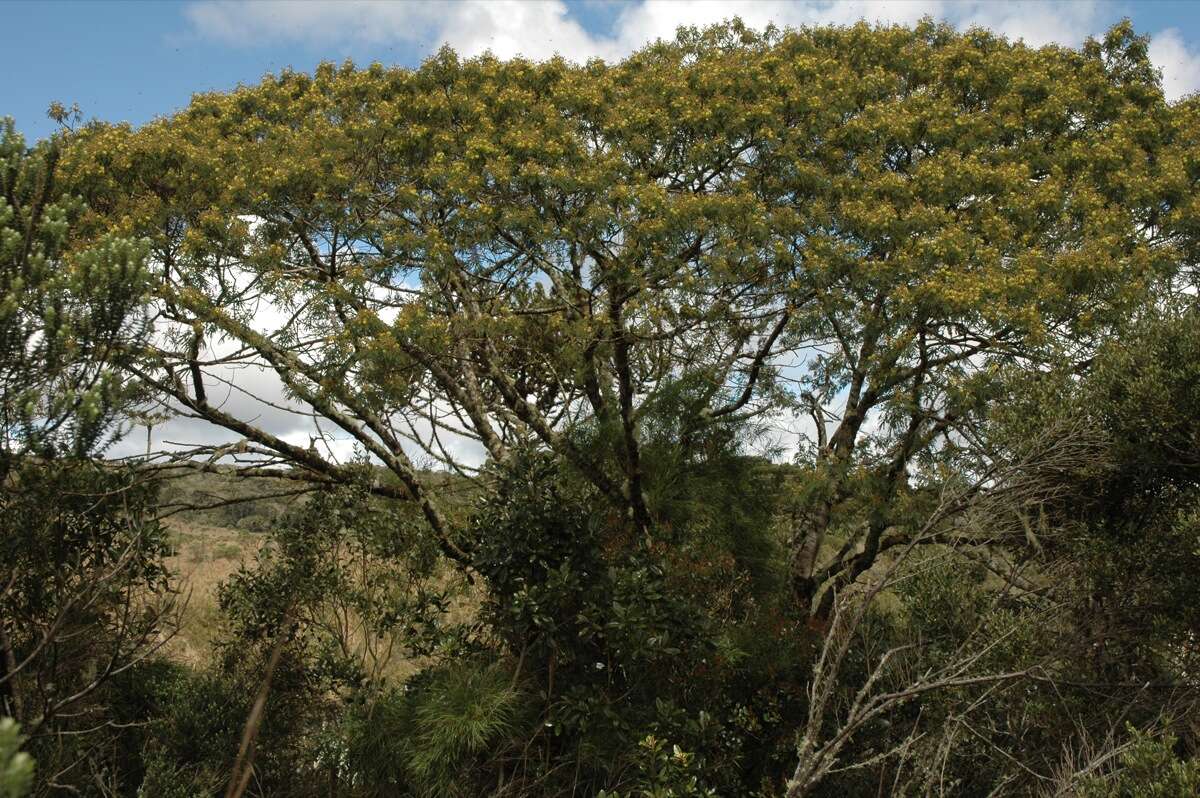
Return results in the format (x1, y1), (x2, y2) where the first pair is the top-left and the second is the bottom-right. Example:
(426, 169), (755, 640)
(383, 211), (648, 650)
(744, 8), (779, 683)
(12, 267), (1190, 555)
(154, 469), (484, 679)
(163, 518), (264, 664)
(151, 469), (295, 663)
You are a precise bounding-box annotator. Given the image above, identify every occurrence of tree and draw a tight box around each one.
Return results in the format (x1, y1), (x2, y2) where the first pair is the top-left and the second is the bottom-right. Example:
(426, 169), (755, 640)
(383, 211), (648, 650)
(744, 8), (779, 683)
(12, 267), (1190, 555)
(0, 118), (176, 794)
(0, 117), (150, 465)
(49, 16), (1200, 794)
(65, 21), (1195, 625)
(782, 410), (1108, 796)
(842, 300), (1200, 796)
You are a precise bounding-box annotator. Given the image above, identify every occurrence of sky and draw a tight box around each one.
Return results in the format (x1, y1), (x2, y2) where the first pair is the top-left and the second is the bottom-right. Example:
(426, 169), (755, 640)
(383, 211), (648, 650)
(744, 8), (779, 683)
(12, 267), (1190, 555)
(5, 0), (1200, 464)
(4, 0), (1200, 144)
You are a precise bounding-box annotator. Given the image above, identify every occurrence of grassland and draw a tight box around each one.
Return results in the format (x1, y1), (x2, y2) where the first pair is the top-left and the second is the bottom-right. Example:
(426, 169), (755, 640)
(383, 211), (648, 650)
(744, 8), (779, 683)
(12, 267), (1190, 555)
(155, 469), (301, 662)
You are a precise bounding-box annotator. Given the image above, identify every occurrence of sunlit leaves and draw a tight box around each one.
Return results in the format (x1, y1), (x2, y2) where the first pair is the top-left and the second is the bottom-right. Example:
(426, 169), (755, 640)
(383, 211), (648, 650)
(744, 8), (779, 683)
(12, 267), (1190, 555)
(0, 119), (152, 459)
(56, 19), (1198, 529)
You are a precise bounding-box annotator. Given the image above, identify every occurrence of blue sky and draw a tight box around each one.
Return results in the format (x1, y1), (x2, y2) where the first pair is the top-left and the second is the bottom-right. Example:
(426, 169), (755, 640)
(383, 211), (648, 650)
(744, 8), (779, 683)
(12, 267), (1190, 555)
(4, 1), (1200, 143)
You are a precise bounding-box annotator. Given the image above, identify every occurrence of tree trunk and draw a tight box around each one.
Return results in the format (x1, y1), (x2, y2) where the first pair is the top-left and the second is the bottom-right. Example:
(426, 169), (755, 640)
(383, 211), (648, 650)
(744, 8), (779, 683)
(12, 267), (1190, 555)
(0, 619), (22, 722)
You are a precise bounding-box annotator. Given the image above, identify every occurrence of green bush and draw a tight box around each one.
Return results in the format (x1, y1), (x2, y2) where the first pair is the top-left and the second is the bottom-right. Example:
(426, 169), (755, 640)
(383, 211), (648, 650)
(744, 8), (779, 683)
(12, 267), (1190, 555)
(0, 719), (32, 798)
(1079, 728), (1200, 798)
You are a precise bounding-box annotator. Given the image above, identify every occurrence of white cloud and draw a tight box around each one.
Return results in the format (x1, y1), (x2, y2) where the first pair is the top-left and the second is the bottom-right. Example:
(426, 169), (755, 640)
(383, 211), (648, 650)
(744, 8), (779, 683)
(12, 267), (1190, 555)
(607, 0), (943, 54)
(963, 2), (1106, 48)
(183, 0), (1195, 100)
(106, 263), (492, 471)
(182, 0), (1121, 57)
(438, 1), (619, 61)
(1149, 28), (1200, 102)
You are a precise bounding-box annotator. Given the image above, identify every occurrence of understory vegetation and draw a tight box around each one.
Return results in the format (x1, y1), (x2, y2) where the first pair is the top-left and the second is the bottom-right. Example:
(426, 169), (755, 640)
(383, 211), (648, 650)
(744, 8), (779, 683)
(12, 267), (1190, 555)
(2, 17), (1199, 797)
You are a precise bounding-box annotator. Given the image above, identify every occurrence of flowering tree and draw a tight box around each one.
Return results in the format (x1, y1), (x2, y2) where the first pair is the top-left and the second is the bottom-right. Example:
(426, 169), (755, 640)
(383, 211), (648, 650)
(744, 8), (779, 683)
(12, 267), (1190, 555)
(67, 21), (1196, 618)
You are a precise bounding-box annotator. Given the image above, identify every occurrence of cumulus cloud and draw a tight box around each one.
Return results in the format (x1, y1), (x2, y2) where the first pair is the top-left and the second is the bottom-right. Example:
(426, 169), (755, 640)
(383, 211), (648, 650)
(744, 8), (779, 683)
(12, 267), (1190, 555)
(947, 0), (1103, 49)
(1149, 28), (1200, 102)
(106, 258), (491, 470)
(182, 0), (1121, 58)
(438, 1), (619, 61)
(182, 0), (1192, 97)
(607, 0), (941, 55)
(606, 1), (1105, 54)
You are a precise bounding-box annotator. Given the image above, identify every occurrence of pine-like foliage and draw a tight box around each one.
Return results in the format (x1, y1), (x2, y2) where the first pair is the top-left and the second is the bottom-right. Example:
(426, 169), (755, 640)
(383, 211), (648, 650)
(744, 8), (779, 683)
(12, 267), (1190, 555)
(0, 116), (150, 463)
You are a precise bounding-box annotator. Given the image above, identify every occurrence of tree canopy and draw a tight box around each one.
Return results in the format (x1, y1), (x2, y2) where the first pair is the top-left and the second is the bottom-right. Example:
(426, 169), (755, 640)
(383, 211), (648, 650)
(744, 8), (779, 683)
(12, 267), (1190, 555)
(65, 20), (1198, 610)
(4, 16), (1199, 798)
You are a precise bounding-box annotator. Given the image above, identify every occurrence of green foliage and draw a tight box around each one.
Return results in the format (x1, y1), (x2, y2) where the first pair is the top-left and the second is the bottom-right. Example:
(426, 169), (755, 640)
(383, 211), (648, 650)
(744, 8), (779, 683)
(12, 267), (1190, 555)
(1001, 308), (1200, 676)
(0, 460), (177, 798)
(58, 18), (1198, 628)
(0, 118), (172, 796)
(335, 661), (527, 798)
(468, 449), (706, 779)
(143, 664), (245, 782)
(904, 305), (1200, 796)
(0, 719), (32, 798)
(598, 735), (718, 798)
(1078, 728), (1200, 798)
(462, 441), (808, 794)
(339, 688), (413, 796)
(404, 663), (525, 795)
(139, 652), (330, 797)
(0, 117), (150, 462)
(98, 659), (233, 797)
(1, 460), (170, 632)
(1080, 306), (1200, 515)
(219, 482), (451, 694)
